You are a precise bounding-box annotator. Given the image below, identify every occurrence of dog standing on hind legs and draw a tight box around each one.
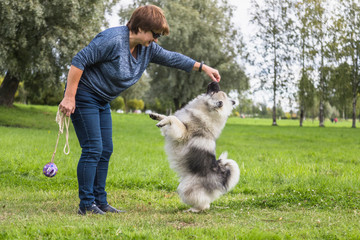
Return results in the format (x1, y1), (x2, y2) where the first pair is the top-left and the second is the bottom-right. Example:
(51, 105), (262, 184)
(149, 82), (240, 212)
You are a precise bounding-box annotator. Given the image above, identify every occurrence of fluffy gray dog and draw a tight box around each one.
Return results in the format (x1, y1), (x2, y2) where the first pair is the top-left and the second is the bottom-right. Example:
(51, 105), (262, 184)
(149, 82), (240, 212)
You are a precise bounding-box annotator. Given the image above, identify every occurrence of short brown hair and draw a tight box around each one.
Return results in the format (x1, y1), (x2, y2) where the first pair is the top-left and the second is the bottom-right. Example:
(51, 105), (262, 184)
(126, 5), (170, 36)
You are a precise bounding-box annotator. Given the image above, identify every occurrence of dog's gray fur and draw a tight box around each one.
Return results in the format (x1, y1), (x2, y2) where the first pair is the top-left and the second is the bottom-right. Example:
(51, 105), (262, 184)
(149, 82), (240, 212)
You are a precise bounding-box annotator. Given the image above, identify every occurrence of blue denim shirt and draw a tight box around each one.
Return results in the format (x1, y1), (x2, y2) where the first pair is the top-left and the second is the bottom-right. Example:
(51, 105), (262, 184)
(71, 26), (196, 102)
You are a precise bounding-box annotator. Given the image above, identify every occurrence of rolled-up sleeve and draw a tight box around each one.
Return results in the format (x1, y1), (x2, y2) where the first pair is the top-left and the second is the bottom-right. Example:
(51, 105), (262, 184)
(150, 43), (196, 72)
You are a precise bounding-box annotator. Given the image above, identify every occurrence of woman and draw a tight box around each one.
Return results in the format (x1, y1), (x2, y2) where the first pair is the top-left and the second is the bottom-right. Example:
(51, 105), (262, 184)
(59, 5), (221, 215)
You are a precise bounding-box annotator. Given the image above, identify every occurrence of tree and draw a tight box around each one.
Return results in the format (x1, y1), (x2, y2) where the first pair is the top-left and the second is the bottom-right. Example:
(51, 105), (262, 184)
(249, 0), (295, 126)
(294, 0), (316, 127)
(297, 72), (315, 125)
(110, 96), (125, 111)
(121, 74), (150, 112)
(21, 73), (65, 105)
(305, 0), (333, 127)
(335, 0), (360, 128)
(328, 63), (352, 119)
(237, 96), (254, 116)
(119, 0), (249, 110)
(127, 99), (144, 111)
(0, 0), (117, 106)
(276, 101), (285, 119)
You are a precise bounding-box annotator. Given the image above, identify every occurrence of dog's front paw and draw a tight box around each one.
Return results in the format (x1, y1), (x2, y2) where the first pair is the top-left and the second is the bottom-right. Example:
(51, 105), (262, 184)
(156, 123), (164, 128)
(150, 113), (167, 122)
(156, 121), (169, 128)
(156, 118), (171, 128)
(149, 113), (159, 121)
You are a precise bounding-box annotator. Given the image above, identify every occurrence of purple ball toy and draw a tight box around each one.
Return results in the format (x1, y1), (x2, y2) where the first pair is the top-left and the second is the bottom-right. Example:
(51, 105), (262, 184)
(43, 162), (58, 177)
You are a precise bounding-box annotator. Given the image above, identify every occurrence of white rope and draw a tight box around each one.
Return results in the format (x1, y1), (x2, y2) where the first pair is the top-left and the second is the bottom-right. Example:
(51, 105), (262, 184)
(51, 107), (70, 163)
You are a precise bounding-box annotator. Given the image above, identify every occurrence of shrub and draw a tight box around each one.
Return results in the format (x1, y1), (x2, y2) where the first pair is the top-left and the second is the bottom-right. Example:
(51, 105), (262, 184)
(110, 96), (125, 111)
(127, 99), (144, 111)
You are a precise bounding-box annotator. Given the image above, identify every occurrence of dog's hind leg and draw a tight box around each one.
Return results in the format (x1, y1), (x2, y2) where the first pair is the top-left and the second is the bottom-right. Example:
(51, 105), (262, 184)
(184, 203), (210, 213)
(218, 153), (240, 192)
(184, 208), (202, 213)
(179, 183), (211, 213)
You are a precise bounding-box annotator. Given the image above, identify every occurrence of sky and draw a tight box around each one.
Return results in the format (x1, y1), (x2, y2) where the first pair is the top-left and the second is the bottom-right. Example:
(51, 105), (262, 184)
(107, 0), (252, 34)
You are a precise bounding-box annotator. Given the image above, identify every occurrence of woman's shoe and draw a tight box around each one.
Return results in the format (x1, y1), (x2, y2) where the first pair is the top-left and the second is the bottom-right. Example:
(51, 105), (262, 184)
(97, 204), (126, 213)
(78, 203), (106, 215)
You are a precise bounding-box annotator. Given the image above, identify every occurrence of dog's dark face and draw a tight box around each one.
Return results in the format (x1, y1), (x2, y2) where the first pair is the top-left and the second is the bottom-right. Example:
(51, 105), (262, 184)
(207, 82), (221, 95)
(206, 82), (235, 112)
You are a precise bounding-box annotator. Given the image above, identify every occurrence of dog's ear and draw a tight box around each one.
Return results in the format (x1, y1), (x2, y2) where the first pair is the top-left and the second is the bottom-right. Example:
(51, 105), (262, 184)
(207, 82), (220, 95)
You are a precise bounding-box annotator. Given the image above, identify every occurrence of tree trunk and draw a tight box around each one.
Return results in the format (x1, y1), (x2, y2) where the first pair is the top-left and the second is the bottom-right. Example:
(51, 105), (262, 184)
(300, 105), (304, 127)
(272, 70), (277, 126)
(319, 100), (325, 127)
(123, 97), (129, 113)
(272, 105), (277, 126)
(0, 71), (20, 107)
(351, 62), (358, 128)
(352, 95), (357, 128)
(173, 98), (180, 111)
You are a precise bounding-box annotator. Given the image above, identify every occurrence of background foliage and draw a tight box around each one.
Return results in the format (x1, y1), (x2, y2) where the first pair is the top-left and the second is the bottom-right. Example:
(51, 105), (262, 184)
(247, 0), (360, 127)
(119, 0), (249, 109)
(1, 0), (360, 125)
(0, 0), (117, 105)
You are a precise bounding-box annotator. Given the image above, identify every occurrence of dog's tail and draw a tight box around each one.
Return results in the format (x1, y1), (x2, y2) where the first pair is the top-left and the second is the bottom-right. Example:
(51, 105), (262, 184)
(219, 152), (240, 191)
(219, 152), (228, 161)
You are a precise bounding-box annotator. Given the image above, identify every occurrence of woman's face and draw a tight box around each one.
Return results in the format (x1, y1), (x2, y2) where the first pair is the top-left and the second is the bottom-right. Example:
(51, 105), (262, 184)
(138, 29), (160, 46)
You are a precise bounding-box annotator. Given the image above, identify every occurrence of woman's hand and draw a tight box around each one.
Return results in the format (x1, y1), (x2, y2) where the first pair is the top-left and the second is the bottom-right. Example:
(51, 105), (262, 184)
(59, 65), (83, 117)
(59, 96), (75, 117)
(193, 62), (221, 82)
(202, 64), (221, 82)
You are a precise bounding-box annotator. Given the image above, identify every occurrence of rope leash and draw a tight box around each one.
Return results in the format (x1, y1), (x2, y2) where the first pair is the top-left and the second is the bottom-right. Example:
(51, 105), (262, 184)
(43, 107), (70, 177)
(51, 108), (70, 163)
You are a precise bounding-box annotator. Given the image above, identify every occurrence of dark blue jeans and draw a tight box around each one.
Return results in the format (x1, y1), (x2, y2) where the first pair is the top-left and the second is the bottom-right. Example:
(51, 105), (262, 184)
(71, 88), (113, 209)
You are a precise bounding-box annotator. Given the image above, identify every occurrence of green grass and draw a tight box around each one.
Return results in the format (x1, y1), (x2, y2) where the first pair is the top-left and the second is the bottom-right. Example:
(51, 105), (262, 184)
(1, 104), (360, 239)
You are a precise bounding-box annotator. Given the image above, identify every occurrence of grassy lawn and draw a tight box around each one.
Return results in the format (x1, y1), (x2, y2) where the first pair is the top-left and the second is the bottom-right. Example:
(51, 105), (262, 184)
(0, 104), (359, 239)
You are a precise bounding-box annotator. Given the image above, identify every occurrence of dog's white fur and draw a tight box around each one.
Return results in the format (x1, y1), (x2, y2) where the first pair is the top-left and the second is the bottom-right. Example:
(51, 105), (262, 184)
(150, 83), (240, 212)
